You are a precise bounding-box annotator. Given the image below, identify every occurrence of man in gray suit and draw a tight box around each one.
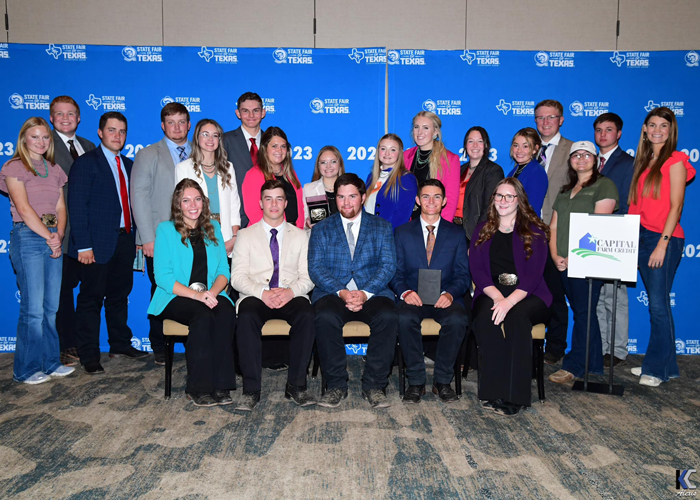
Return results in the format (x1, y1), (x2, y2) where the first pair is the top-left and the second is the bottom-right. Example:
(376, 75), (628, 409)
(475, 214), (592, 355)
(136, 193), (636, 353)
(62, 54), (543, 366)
(535, 99), (574, 225)
(534, 99), (572, 366)
(223, 91), (267, 229)
(131, 102), (191, 365)
(50, 95), (96, 367)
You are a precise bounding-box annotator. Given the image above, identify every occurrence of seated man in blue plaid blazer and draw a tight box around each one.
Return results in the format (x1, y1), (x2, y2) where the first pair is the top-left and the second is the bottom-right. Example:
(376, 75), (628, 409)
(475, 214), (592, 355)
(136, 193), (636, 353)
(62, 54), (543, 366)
(308, 173), (398, 409)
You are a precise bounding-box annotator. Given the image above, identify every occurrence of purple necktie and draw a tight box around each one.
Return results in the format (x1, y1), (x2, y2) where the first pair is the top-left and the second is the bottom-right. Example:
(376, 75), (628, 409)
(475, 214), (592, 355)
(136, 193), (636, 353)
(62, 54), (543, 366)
(270, 228), (279, 288)
(538, 144), (548, 167)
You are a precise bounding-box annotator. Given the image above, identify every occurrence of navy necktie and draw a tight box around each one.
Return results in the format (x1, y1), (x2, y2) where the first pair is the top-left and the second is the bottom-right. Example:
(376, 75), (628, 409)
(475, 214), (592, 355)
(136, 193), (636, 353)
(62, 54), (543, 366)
(270, 228), (279, 288)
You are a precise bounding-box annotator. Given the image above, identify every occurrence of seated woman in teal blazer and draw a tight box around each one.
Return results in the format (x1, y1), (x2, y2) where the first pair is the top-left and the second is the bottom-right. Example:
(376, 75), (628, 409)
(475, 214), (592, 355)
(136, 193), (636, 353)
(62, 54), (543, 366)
(147, 179), (236, 407)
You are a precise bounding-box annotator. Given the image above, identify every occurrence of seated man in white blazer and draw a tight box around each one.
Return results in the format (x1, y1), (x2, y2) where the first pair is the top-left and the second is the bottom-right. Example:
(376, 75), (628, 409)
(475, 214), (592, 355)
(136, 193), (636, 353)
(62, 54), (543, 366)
(231, 179), (316, 411)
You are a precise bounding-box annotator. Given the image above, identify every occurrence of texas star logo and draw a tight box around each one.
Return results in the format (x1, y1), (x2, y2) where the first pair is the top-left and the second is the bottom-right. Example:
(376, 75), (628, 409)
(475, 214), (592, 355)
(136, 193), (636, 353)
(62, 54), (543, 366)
(644, 100), (660, 112)
(460, 50), (477, 64)
(198, 46), (214, 62)
(610, 51), (626, 67)
(46, 44), (62, 59)
(496, 99), (512, 115)
(86, 94), (102, 110)
(348, 48), (364, 63)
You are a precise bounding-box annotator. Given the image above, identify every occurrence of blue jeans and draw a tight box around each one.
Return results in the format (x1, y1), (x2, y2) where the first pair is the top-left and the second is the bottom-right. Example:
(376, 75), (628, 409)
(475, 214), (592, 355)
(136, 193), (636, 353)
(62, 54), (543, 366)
(9, 223), (62, 381)
(560, 270), (604, 378)
(638, 226), (683, 381)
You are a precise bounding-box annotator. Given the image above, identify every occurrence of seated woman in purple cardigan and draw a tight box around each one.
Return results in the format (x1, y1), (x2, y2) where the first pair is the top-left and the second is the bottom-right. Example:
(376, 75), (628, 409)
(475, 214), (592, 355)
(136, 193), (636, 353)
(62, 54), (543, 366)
(469, 178), (551, 417)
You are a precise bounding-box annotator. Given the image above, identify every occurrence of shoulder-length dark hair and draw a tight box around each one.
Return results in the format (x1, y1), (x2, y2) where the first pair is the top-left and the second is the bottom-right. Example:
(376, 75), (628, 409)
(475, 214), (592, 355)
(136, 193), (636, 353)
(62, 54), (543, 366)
(190, 118), (232, 188)
(171, 178), (217, 246)
(475, 177), (550, 260)
(561, 148), (600, 193)
(461, 126), (491, 181)
(257, 126), (301, 189)
(628, 106), (679, 205)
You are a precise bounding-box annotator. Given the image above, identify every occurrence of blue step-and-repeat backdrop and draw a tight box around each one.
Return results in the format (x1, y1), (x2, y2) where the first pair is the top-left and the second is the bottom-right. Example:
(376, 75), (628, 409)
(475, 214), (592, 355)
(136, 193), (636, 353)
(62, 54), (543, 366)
(0, 44), (698, 356)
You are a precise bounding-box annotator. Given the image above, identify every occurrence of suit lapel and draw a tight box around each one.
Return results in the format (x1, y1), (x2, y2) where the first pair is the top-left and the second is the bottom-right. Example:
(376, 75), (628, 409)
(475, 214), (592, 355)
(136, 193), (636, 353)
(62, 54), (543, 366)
(411, 219), (429, 268)
(430, 219), (448, 265)
(96, 147), (121, 200)
(332, 214), (353, 260)
(354, 211), (370, 259)
(257, 222), (274, 269)
(604, 147), (622, 173)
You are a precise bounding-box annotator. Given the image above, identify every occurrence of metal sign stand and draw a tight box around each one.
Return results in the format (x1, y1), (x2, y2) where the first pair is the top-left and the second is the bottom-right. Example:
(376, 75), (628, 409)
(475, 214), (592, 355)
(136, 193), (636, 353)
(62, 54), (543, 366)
(572, 277), (625, 396)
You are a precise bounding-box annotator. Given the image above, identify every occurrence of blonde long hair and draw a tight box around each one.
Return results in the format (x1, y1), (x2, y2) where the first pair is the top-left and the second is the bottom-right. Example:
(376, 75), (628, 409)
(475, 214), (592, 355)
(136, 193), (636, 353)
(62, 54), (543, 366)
(190, 119), (232, 188)
(12, 117), (55, 175)
(365, 134), (409, 203)
(628, 107), (678, 205)
(411, 111), (448, 179)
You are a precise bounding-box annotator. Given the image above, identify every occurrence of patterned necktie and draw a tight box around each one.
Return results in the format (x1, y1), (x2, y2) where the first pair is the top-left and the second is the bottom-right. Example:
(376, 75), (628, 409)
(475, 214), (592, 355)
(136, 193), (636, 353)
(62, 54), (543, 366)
(67, 139), (79, 161)
(116, 156), (131, 232)
(598, 156), (606, 173)
(270, 228), (279, 288)
(538, 144), (548, 167)
(426, 225), (436, 265)
(346, 221), (355, 258)
(250, 138), (258, 165)
(177, 146), (187, 162)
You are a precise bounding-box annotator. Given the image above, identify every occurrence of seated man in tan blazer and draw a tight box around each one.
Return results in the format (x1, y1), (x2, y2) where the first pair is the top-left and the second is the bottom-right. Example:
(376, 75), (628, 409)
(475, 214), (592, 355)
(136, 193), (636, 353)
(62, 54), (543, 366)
(231, 179), (316, 411)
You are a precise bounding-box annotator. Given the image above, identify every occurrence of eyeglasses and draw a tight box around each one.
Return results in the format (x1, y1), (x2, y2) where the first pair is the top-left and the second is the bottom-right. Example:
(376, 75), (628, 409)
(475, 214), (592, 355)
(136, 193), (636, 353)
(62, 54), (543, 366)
(199, 132), (220, 140)
(571, 153), (594, 160)
(494, 194), (517, 202)
(534, 115), (561, 122)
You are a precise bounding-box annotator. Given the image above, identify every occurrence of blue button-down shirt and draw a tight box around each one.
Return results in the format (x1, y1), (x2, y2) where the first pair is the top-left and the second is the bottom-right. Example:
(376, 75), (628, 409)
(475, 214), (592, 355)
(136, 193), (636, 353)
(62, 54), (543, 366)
(165, 137), (191, 167)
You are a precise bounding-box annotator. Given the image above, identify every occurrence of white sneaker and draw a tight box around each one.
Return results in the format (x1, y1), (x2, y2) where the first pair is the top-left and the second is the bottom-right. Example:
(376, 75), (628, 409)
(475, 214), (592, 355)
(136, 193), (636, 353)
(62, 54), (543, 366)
(23, 372), (50, 385)
(630, 367), (642, 376)
(50, 365), (76, 377)
(639, 375), (662, 387)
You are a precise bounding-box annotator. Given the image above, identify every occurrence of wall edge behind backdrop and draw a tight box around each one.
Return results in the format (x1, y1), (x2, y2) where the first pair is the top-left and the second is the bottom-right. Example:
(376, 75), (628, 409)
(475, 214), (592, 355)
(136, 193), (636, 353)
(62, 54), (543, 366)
(0, 44), (697, 356)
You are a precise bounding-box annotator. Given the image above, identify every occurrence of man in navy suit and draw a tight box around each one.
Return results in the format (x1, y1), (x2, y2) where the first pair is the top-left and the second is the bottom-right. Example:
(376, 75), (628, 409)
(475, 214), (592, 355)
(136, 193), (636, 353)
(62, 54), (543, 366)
(391, 179), (470, 403)
(594, 113), (635, 368)
(223, 91), (267, 229)
(68, 112), (146, 374)
(309, 173), (398, 408)
(49, 95), (97, 367)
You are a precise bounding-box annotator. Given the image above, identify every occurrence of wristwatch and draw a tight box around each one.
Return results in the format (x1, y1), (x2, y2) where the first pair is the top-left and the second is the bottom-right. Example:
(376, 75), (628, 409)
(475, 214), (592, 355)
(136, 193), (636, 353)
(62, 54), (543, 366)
(662, 235), (669, 241)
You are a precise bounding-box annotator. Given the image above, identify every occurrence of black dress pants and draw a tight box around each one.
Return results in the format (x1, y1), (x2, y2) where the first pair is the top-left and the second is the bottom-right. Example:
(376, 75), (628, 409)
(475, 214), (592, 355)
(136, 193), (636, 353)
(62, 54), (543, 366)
(146, 256), (164, 355)
(473, 294), (550, 406)
(396, 301), (468, 386)
(75, 232), (135, 364)
(236, 296), (315, 393)
(543, 254), (568, 357)
(56, 255), (80, 351)
(158, 296), (236, 394)
(314, 295), (397, 392)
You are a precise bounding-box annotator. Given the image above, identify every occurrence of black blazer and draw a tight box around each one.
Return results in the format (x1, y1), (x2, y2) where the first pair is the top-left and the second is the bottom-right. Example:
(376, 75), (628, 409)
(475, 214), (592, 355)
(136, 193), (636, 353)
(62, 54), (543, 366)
(67, 146), (134, 264)
(459, 157), (504, 241)
(223, 126), (264, 228)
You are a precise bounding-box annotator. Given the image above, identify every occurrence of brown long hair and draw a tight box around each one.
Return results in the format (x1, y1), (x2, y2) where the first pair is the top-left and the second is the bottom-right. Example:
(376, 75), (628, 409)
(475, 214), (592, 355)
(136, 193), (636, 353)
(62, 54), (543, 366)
(365, 133), (409, 203)
(171, 179), (218, 246)
(475, 178), (550, 260)
(311, 145), (345, 182)
(13, 117), (55, 175)
(561, 149), (600, 193)
(628, 106), (678, 205)
(257, 127), (301, 189)
(411, 111), (449, 179)
(190, 118), (232, 188)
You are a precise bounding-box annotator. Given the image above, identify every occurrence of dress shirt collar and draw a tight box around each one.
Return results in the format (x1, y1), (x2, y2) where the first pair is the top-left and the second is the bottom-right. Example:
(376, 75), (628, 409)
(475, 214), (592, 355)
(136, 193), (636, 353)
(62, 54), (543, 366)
(543, 132), (561, 147)
(420, 216), (441, 245)
(241, 127), (262, 150)
(600, 145), (618, 163)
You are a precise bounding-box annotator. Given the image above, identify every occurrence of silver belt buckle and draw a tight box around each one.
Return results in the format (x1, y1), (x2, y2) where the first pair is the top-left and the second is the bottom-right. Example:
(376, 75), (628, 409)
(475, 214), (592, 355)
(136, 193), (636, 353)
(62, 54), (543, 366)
(498, 273), (518, 286)
(189, 282), (208, 292)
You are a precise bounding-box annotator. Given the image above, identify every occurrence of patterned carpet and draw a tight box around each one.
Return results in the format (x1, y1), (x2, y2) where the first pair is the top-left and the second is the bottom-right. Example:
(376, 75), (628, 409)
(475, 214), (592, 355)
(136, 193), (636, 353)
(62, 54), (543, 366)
(0, 352), (697, 499)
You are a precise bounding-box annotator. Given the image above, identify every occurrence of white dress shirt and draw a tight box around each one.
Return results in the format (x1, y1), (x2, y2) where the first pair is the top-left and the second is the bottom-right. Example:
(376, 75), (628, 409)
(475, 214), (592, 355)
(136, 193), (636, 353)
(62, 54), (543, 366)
(55, 130), (85, 156)
(541, 132), (561, 174)
(260, 219), (286, 297)
(339, 212), (373, 300)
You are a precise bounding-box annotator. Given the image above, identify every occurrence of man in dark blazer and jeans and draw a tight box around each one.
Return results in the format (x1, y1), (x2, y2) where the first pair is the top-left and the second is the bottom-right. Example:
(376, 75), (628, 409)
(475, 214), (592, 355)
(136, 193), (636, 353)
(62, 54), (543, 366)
(68, 112), (146, 374)
(50, 95), (96, 367)
(392, 179), (470, 403)
(593, 113), (635, 367)
(309, 174), (398, 409)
